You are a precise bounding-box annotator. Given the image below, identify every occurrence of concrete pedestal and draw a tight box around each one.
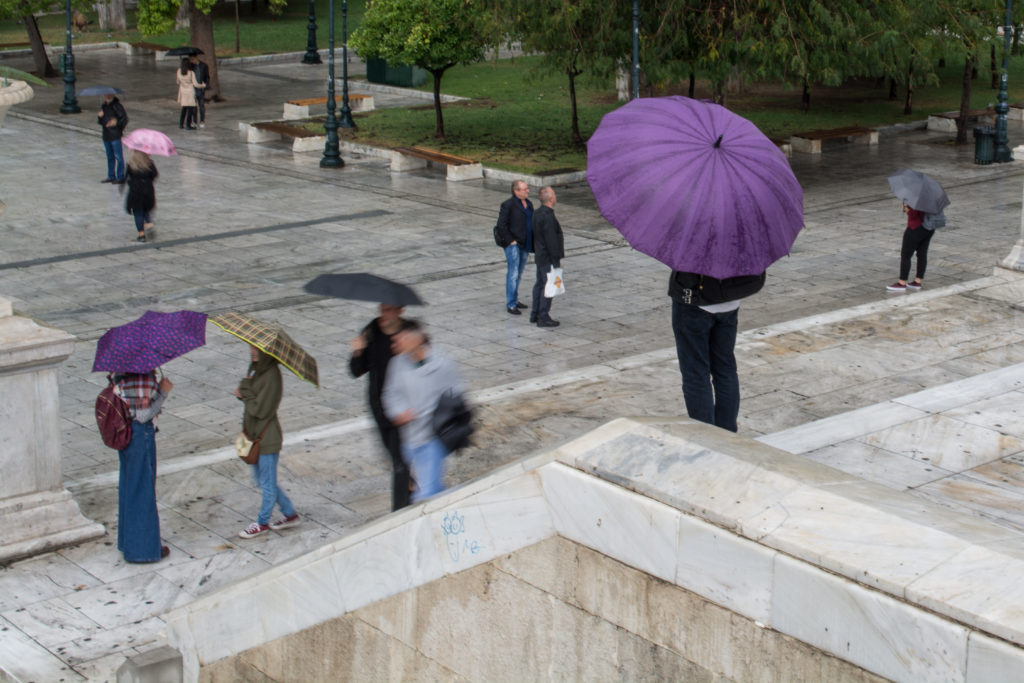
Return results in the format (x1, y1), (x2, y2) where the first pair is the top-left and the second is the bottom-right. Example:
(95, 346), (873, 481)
(1001, 181), (1024, 272)
(0, 296), (104, 564)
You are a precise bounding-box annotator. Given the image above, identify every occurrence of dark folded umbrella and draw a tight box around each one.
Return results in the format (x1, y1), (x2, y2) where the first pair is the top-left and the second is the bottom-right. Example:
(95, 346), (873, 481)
(77, 85), (125, 96)
(304, 273), (425, 306)
(165, 46), (203, 56)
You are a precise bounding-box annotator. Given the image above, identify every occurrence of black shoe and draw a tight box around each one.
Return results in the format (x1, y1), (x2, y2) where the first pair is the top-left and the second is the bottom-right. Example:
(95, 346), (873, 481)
(114, 179), (125, 184)
(101, 178), (114, 183)
(137, 234), (146, 242)
(537, 317), (560, 328)
(507, 306), (521, 315)
(516, 302), (528, 309)
(187, 126), (197, 130)
(529, 316), (538, 323)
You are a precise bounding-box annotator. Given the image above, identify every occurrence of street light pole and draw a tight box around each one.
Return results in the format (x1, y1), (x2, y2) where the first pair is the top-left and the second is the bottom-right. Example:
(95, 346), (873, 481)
(301, 0), (321, 64)
(631, 0), (639, 100)
(995, 0), (1014, 162)
(59, 0), (80, 114)
(338, 0), (355, 128)
(320, 0), (343, 168)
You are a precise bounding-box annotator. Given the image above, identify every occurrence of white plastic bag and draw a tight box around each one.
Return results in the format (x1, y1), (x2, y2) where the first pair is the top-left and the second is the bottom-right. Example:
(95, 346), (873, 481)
(544, 266), (565, 297)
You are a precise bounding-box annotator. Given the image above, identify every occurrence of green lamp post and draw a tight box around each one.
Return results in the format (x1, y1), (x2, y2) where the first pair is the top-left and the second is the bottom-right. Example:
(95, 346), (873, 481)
(301, 0), (321, 64)
(320, 0), (343, 168)
(338, 0), (355, 129)
(995, 0), (1014, 162)
(59, 0), (80, 114)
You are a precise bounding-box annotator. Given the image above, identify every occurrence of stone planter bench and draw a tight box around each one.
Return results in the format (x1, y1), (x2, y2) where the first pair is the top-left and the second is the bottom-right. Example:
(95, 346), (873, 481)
(0, 79), (34, 127)
(282, 94), (374, 120)
(790, 126), (878, 154)
(927, 109), (995, 133)
(391, 145), (483, 181)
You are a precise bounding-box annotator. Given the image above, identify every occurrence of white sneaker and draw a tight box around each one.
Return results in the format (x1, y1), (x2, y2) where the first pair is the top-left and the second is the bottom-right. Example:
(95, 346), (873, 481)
(198, 122), (205, 129)
(269, 514), (301, 530)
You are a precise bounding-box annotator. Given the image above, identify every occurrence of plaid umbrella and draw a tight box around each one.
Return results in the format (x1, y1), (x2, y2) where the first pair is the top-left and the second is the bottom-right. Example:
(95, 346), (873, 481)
(208, 313), (319, 387)
(93, 310), (206, 373)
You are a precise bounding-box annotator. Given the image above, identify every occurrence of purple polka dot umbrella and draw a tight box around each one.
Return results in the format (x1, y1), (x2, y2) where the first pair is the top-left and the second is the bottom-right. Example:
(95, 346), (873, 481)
(93, 310), (207, 373)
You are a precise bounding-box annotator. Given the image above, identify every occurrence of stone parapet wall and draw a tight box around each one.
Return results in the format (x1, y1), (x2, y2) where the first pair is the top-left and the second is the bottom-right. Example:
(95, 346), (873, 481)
(164, 417), (1024, 682)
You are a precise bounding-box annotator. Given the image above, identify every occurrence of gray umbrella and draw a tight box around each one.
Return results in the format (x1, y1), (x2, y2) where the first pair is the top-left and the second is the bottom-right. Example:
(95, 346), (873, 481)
(304, 273), (425, 306)
(887, 169), (950, 214)
(165, 46), (203, 57)
(77, 85), (125, 96)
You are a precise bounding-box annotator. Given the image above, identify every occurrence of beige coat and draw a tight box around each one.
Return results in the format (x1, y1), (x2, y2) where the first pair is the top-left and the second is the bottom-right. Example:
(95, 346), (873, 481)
(176, 70), (199, 107)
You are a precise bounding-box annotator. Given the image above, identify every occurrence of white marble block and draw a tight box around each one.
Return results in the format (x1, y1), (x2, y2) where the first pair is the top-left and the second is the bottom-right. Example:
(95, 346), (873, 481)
(0, 296), (104, 564)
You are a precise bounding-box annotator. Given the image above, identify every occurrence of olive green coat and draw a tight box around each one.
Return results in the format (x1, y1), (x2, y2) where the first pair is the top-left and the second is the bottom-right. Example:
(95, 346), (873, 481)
(238, 350), (283, 455)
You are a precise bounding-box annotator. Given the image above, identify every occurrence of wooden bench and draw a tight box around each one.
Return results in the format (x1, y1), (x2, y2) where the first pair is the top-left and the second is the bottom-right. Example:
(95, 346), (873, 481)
(244, 120), (326, 153)
(282, 93), (373, 119)
(391, 146), (483, 181)
(927, 108), (995, 132)
(0, 42), (32, 50)
(790, 126), (878, 154)
(126, 41), (170, 57)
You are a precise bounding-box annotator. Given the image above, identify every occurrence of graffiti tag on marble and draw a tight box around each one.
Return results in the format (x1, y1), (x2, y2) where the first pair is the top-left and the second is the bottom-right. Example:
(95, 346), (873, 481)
(441, 510), (482, 562)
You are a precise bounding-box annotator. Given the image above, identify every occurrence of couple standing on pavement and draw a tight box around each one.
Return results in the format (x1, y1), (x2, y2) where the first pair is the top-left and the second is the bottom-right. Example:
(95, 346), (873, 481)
(497, 180), (565, 328)
(176, 56), (209, 130)
(351, 308), (464, 510)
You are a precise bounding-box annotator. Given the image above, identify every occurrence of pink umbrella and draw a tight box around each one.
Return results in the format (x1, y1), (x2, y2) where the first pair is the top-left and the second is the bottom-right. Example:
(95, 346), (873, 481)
(122, 128), (177, 157)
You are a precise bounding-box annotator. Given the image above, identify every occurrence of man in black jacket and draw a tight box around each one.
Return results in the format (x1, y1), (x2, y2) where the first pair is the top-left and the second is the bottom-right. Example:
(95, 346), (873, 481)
(97, 94), (128, 183)
(494, 180), (533, 315)
(531, 186), (564, 328)
(189, 55), (210, 128)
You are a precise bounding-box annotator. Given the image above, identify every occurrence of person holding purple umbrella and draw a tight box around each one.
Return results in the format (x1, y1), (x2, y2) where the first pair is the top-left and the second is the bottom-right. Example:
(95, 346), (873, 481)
(113, 369), (174, 563)
(668, 270), (765, 433)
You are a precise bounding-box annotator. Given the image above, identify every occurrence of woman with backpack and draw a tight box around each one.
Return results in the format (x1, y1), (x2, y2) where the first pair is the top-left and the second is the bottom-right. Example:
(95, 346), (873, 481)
(124, 149), (158, 243)
(114, 370), (173, 563)
(235, 345), (300, 538)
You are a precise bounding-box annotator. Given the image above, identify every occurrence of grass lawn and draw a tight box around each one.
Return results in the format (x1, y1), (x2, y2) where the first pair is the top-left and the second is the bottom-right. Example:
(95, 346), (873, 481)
(322, 53), (1024, 174)
(0, 0), (365, 58)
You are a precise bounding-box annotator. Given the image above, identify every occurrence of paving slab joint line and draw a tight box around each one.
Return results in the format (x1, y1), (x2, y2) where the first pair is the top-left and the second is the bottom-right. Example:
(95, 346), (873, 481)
(66, 275), (1002, 489)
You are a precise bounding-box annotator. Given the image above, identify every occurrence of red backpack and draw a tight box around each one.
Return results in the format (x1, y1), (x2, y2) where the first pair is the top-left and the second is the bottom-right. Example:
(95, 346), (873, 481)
(95, 376), (132, 450)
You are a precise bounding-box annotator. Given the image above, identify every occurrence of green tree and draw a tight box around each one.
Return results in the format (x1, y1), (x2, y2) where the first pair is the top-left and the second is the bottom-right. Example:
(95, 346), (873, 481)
(351, 0), (496, 140)
(0, 0), (89, 77)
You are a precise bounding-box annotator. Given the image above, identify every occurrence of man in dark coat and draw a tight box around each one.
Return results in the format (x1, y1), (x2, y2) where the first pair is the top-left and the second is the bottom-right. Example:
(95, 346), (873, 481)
(530, 186), (565, 328)
(97, 94), (128, 183)
(189, 55), (210, 128)
(494, 179), (533, 316)
(350, 303), (412, 510)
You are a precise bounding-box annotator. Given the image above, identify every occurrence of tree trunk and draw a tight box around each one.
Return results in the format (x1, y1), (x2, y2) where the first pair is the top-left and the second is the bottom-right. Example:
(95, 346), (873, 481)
(568, 67), (582, 145)
(801, 78), (810, 112)
(23, 15), (56, 78)
(957, 56), (973, 144)
(189, 6), (220, 99)
(939, 57), (945, 68)
(176, 0), (190, 30)
(1014, 25), (1021, 55)
(992, 44), (999, 89)
(888, 77), (897, 100)
(430, 67), (446, 140)
(904, 63), (914, 115)
(688, 71), (695, 98)
(95, 0), (127, 31)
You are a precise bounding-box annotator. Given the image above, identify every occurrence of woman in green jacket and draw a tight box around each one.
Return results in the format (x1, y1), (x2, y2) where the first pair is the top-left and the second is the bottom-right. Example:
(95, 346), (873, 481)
(235, 345), (300, 538)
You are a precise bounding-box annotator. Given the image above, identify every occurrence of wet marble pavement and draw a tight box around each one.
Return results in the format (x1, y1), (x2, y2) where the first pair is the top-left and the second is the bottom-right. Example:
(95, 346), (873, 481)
(5, 46), (1024, 680)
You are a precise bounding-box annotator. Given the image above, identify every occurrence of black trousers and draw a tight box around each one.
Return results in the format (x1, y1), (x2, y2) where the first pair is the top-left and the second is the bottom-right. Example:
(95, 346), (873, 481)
(194, 88), (206, 123)
(531, 261), (555, 320)
(376, 420), (411, 511)
(179, 106), (196, 128)
(899, 227), (934, 281)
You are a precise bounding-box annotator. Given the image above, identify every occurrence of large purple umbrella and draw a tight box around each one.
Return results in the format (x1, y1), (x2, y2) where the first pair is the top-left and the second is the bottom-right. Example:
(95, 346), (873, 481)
(93, 310), (207, 373)
(587, 96), (804, 279)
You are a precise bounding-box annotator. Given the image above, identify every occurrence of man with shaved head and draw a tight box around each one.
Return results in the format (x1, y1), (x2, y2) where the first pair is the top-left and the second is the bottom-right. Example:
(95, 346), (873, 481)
(530, 186), (565, 328)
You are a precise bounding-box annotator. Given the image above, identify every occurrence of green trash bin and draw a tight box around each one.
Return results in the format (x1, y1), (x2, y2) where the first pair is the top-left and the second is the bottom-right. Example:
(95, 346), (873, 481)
(974, 125), (995, 165)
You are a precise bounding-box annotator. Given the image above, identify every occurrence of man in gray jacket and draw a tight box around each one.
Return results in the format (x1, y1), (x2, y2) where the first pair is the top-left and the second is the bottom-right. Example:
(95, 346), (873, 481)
(382, 320), (463, 502)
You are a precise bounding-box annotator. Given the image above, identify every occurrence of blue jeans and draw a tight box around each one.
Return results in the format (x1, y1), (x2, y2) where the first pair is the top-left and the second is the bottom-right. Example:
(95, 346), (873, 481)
(671, 302), (740, 432)
(251, 452), (295, 526)
(403, 438), (448, 502)
(118, 421), (162, 562)
(103, 138), (125, 181)
(504, 244), (528, 309)
(132, 209), (151, 232)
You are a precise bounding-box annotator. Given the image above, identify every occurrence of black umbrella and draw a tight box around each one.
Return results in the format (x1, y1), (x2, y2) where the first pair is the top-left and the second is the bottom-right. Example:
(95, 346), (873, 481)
(304, 273), (425, 306)
(165, 46), (203, 57)
(77, 85), (125, 96)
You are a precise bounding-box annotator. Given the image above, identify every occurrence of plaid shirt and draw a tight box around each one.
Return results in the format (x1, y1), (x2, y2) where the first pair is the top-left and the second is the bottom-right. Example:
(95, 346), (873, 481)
(113, 372), (159, 416)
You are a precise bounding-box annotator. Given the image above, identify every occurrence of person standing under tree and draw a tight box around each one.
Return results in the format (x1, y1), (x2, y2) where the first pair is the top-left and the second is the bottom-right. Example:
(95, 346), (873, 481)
(176, 58), (201, 130)
(189, 54), (209, 129)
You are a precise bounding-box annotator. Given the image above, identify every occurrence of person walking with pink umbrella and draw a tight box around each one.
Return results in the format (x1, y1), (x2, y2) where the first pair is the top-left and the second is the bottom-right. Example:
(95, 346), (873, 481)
(122, 129), (177, 243)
